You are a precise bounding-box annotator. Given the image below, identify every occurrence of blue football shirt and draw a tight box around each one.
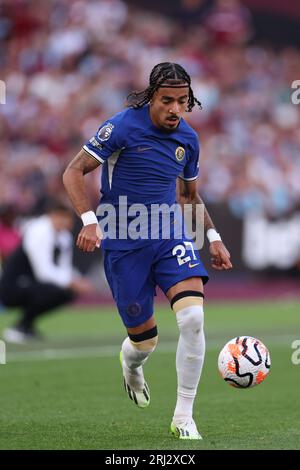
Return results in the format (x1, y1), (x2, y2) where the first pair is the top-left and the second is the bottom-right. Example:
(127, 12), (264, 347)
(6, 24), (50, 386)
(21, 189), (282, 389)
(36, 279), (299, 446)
(83, 105), (200, 249)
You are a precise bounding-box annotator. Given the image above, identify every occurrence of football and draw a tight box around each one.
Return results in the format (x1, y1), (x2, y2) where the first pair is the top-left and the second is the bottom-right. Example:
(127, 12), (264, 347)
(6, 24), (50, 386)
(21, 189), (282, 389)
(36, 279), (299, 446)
(218, 336), (271, 388)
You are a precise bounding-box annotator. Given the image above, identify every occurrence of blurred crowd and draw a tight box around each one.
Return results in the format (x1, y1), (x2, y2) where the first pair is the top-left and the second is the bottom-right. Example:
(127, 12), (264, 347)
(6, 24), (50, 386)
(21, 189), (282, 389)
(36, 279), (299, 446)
(1, 0), (300, 225)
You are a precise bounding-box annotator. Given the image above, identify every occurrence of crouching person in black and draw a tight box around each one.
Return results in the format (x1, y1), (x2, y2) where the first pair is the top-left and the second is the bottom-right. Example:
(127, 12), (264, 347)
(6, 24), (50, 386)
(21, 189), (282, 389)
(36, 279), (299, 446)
(0, 200), (93, 343)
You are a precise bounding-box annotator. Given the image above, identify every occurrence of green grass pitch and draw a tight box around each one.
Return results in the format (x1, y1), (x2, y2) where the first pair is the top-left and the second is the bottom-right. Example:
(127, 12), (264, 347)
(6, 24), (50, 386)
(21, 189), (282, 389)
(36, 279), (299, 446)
(0, 300), (299, 450)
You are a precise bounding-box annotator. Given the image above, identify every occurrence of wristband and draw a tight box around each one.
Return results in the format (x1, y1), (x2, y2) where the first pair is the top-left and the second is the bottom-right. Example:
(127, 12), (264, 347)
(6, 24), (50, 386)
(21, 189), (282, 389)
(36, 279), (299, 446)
(207, 228), (222, 243)
(81, 211), (98, 226)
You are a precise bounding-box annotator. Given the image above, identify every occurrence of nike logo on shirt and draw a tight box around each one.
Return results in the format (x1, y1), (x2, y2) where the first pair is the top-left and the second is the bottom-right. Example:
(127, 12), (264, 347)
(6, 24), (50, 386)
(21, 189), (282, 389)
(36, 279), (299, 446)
(189, 262), (200, 268)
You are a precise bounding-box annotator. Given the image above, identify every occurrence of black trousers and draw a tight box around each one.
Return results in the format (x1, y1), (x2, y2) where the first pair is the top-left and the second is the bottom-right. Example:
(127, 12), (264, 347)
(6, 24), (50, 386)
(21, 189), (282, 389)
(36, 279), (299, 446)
(0, 278), (75, 330)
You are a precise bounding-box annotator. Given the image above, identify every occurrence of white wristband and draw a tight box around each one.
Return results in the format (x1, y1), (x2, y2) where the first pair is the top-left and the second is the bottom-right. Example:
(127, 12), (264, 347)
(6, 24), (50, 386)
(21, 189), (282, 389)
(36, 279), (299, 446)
(81, 211), (98, 226)
(207, 228), (222, 243)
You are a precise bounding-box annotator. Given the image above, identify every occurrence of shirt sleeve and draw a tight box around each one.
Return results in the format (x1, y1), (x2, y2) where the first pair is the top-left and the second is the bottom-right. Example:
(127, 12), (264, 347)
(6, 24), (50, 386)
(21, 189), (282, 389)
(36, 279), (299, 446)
(23, 217), (73, 288)
(179, 137), (200, 182)
(82, 113), (126, 164)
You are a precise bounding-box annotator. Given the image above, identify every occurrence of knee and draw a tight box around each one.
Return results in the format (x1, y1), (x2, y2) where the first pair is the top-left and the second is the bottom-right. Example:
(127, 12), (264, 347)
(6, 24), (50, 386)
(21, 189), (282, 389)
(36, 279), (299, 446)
(170, 290), (204, 334)
(176, 305), (204, 334)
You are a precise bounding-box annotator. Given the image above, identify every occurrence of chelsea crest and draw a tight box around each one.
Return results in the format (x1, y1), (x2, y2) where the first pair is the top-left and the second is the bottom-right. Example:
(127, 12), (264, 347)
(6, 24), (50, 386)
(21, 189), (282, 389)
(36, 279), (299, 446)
(175, 146), (185, 161)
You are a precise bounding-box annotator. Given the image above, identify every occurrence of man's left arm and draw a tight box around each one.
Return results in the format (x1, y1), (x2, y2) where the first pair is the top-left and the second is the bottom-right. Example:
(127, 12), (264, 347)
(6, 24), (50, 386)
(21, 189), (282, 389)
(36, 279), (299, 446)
(177, 178), (233, 271)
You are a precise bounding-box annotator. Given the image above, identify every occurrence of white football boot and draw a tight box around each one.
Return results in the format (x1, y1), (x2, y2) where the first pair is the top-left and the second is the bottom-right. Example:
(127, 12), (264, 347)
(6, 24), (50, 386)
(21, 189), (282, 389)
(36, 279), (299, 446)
(119, 351), (150, 408)
(170, 417), (203, 440)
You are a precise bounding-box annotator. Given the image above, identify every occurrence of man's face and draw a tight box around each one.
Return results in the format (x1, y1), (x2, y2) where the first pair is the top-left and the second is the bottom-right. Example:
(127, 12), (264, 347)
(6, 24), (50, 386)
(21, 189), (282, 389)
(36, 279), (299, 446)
(149, 85), (189, 131)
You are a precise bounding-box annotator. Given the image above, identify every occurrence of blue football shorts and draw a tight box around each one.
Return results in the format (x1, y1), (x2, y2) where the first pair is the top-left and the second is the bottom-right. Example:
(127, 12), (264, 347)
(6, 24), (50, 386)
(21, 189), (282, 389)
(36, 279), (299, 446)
(103, 238), (209, 328)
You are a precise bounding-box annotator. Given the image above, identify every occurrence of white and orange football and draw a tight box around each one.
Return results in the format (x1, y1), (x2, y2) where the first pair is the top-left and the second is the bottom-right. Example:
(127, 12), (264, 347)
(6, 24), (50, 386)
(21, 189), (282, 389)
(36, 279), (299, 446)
(218, 336), (271, 388)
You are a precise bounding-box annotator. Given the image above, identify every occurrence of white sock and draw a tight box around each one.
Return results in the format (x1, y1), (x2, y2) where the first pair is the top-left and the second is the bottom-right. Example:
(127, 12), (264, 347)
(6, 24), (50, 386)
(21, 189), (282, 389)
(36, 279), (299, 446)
(121, 337), (154, 390)
(173, 304), (205, 422)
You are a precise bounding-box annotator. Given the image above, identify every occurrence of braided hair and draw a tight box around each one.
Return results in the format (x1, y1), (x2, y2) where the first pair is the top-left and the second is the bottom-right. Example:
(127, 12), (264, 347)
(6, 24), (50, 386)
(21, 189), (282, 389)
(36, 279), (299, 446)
(126, 62), (202, 112)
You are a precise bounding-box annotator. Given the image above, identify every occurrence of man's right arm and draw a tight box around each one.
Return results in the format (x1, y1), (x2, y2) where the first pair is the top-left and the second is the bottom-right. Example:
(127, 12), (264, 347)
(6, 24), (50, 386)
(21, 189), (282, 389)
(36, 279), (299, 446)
(63, 149), (100, 216)
(63, 149), (102, 252)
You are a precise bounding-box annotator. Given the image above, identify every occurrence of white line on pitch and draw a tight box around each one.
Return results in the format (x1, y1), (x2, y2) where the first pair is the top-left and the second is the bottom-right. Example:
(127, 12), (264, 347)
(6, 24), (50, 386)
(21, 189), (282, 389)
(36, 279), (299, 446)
(5, 334), (297, 363)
